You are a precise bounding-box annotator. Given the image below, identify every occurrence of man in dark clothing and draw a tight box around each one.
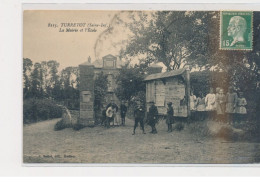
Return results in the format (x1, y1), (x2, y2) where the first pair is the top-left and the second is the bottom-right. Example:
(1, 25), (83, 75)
(148, 101), (158, 134)
(132, 100), (146, 135)
(120, 101), (127, 126)
(166, 102), (174, 132)
(101, 107), (107, 126)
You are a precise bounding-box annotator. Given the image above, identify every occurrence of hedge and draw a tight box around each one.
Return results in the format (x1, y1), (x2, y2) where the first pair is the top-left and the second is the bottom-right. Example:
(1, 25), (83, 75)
(23, 98), (62, 124)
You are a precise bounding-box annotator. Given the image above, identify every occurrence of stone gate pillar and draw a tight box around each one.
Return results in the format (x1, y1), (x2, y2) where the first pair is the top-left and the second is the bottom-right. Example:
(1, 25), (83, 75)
(79, 62), (95, 126)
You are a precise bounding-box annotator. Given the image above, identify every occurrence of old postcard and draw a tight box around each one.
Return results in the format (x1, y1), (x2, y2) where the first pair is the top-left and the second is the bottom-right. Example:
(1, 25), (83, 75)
(23, 9), (260, 164)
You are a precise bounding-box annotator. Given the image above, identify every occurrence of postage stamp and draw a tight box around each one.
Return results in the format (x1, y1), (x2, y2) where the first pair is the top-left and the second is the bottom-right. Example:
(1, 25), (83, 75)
(220, 11), (253, 50)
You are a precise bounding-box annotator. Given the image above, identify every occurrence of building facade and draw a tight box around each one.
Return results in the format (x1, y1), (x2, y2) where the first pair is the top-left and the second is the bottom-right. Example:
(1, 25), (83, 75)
(144, 68), (191, 117)
(79, 54), (123, 125)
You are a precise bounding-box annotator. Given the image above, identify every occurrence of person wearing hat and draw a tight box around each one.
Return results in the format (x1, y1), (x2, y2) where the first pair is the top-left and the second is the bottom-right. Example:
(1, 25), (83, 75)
(132, 100), (146, 135)
(147, 101), (158, 134)
(166, 102), (174, 132)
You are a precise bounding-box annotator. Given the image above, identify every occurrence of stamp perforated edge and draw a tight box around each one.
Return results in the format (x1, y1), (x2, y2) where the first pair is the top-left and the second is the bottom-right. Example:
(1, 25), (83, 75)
(219, 10), (253, 51)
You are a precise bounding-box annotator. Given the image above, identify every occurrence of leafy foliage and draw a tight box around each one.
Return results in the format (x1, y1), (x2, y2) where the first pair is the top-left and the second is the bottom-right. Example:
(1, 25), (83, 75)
(115, 65), (146, 102)
(122, 11), (220, 71)
(23, 98), (62, 123)
(60, 67), (80, 109)
(54, 119), (67, 131)
(190, 70), (229, 96)
(72, 123), (85, 131)
(122, 11), (259, 86)
(23, 59), (80, 109)
(94, 72), (108, 111)
(23, 58), (33, 99)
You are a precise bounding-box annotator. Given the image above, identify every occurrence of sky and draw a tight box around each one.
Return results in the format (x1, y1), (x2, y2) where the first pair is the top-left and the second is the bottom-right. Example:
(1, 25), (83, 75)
(23, 10), (119, 69)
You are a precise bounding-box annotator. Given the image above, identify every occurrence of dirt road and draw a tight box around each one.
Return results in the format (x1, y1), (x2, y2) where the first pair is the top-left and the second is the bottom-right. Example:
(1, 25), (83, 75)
(23, 118), (260, 164)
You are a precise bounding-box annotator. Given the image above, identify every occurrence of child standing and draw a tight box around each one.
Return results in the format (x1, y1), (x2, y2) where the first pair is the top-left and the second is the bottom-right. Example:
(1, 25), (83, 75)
(196, 93), (206, 121)
(190, 92), (197, 120)
(236, 92), (247, 123)
(225, 86), (238, 124)
(216, 89), (226, 122)
(166, 102), (174, 132)
(147, 101), (158, 134)
(132, 100), (146, 135)
(205, 88), (216, 120)
(190, 92), (197, 111)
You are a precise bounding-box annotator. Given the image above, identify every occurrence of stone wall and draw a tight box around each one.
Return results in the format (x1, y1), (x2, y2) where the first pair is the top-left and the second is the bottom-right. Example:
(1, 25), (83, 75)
(79, 64), (95, 126)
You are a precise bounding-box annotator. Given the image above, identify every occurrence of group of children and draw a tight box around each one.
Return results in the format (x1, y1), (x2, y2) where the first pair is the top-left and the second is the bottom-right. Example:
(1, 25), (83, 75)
(101, 101), (128, 128)
(190, 86), (248, 124)
(133, 100), (173, 135)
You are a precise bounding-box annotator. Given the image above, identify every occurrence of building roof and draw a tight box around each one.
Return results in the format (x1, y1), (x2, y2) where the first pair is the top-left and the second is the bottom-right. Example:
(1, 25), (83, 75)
(80, 54), (126, 69)
(102, 54), (117, 59)
(149, 63), (163, 68)
(79, 61), (94, 66)
(144, 68), (187, 81)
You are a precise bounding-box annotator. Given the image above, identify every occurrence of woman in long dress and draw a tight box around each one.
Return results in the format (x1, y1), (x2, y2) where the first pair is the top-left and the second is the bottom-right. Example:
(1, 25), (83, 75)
(216, 89), (226, 122)
(225, 86), (238, 124)
(190, 92), (197, 111)
(196, 93), (206, 121)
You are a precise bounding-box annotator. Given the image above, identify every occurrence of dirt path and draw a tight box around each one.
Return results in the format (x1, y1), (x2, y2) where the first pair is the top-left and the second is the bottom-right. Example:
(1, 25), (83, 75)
(23, 118), (260, 164)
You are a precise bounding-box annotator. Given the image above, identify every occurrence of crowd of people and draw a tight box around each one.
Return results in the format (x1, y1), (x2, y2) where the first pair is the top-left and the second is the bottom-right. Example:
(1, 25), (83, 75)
(100, 86), (247, 135)
(100, 100), (173, 135)
(190, 86), (248, 124)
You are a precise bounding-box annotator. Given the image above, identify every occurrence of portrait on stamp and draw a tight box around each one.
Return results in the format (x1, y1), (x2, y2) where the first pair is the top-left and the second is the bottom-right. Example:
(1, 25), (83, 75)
(220, 11), (253, 50)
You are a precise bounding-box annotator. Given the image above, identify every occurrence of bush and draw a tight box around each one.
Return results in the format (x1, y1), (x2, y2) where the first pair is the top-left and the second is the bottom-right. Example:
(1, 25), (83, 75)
(72, 123), (85, 131)
(54, 119), (67, 131)
(23, 98), (62, 123)
(54, 117), (85, 131)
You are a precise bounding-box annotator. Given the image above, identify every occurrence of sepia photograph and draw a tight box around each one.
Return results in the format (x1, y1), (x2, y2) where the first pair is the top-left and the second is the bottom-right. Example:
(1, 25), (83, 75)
(23, 10), (260, 164)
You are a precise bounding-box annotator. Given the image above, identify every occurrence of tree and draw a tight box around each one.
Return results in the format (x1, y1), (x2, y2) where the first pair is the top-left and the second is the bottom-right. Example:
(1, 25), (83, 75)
(46, 60), (61, 100)
(94, 72), (108, 111)
(23, 58), (33, 98)
(30, 62), (43, 98)
(123, 11), (260, 92)
(61, 67), (73, 99)
(115, 65), (146, 102)
(60, 66), (80, 109)
(245, 12), (260, 77)
(124, 11), (218, 71)
(40, 61), (49, 97)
